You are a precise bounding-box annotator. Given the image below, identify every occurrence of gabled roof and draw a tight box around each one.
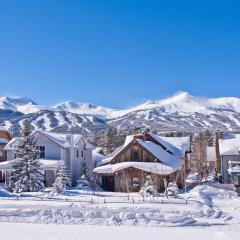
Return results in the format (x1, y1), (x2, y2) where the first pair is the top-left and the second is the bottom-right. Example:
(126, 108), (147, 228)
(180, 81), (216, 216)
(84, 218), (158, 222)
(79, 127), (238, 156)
(145, 132), (190, 157)
(4, 137), (20, 150)
(219, 134), (240, 155)
(4, 130), (92, 150)
(136, 139), (182, 170)
(96, 133), (184, 171)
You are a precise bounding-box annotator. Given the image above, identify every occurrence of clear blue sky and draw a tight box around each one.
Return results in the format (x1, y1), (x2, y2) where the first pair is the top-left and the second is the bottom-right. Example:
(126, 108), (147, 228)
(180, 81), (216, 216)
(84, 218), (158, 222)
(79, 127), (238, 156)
(0, 0), (240, 108)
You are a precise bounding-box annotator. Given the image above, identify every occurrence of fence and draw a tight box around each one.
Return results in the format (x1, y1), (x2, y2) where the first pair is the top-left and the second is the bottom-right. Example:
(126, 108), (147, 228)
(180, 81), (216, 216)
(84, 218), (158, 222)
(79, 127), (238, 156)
(0, 194), (196, 205)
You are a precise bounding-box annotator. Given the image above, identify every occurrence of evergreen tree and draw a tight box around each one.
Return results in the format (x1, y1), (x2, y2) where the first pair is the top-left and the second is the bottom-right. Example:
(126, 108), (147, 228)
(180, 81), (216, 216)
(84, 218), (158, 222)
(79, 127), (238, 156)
(76, 174), (92, 191)
(106, 127), (118, 154)
(10, 120), (44, 193)
(81, 159), (90, 181)
(52, 161), (71, 194)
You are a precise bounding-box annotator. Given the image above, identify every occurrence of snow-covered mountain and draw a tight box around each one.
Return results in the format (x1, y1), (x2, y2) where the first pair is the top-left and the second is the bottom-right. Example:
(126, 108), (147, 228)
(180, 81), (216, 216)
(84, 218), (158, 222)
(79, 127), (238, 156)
(1, 92), (240, 135)
(53, 101), (117, 118)
(0, 96), (47, 114)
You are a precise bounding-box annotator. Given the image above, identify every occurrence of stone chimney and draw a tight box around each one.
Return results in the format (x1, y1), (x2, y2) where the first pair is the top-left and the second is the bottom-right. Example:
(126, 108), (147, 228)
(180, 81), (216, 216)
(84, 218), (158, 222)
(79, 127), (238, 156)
(215, 130), (224, 174)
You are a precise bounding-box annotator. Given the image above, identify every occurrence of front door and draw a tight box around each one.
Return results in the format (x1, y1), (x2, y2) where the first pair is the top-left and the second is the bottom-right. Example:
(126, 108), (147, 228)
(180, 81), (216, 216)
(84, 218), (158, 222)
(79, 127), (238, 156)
(102, 176), (115, 191)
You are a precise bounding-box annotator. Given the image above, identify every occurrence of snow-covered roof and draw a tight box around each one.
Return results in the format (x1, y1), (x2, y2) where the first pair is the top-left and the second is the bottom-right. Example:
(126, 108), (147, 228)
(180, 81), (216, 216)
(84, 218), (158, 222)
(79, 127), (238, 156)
(0, 126), (7, 131)
(93, 147), (104, 154)
(219, 134), (240, 155)
(92, 149), (106, 166)
(4, 137), (19, 150)
(4, 131), (92, 150)
(0, 159), (63, 171)
(96, 137), (136, 166)
(94, 161), (179, 175)
(207, 146), (216, 162)
(0, 137), (8, 144)
(136, 139), (182, 170)
(147, 133), (190, 157)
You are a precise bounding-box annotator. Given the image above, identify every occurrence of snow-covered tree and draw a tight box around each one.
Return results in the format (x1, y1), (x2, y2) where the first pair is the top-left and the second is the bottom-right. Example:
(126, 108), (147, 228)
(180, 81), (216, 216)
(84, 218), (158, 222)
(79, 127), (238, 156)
(81, 159), (90, 181)
(9, 120), (44, 193)
(76, 174), (92, 191)
(139, 175), (157, 197)
(52, 162), (71, 195)
(164, 182), (179, 198)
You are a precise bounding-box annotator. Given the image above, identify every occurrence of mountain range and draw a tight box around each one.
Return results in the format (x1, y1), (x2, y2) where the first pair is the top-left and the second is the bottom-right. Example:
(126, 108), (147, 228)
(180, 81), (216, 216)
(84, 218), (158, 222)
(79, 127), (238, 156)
(1, 92), (240, 136)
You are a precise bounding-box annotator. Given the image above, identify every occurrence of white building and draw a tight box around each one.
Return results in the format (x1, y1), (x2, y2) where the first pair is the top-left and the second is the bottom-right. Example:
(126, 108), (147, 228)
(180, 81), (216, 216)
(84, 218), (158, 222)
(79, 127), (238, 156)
(0, 130), (94, 187)
(218, 134), (240, 183)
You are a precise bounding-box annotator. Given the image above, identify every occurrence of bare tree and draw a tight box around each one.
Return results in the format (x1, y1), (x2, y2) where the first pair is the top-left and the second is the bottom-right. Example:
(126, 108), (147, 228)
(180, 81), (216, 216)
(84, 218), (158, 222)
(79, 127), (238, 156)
(118, 171), (133, 200)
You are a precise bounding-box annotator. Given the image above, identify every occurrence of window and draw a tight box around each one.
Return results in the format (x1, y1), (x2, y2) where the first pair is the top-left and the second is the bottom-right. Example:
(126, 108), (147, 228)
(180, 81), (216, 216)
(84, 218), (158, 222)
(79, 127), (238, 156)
(77, 150), (79, 158)
(132, 178), (139, 187)
(37, 146), (45, 158)
(81, 150), (84, 158)
(133, 150), (139, 161)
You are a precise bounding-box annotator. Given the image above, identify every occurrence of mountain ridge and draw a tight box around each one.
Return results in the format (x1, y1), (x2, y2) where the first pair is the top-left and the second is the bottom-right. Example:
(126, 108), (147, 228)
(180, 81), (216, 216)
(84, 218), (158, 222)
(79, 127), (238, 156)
(1, 92), (240, 135)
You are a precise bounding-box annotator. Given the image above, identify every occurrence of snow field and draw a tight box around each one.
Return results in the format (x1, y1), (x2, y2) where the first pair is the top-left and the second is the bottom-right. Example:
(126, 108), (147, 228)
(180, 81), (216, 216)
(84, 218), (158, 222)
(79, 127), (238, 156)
(0, 185), (239, 227)
(0, 223), (239, 240)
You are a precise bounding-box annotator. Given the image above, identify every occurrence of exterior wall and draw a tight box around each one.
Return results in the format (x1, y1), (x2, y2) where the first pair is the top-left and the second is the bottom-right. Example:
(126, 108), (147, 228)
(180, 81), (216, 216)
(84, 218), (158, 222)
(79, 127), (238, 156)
(35, 133), (62, 160)
(102, 168), (182, 193)
(112, 143), (156, 164)
(221, 155), (240, 183)
(7, 150), (15, 161)
(71, 147), (83, 185)
(0, 130), (12, 182)
(215, 131), (224, 173)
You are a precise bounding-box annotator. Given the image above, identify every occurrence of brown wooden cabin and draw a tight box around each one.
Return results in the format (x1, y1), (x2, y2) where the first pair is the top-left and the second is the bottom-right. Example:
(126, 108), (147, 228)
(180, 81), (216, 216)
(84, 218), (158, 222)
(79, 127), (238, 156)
(0, 128), (12, 182)
(94, 132), (190, 192)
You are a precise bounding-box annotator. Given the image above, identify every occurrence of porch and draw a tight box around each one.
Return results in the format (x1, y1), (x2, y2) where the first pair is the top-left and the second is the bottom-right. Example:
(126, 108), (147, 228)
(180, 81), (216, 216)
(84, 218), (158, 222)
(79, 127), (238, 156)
(94, 162), (182, 192)
(0, 159), (63, 187)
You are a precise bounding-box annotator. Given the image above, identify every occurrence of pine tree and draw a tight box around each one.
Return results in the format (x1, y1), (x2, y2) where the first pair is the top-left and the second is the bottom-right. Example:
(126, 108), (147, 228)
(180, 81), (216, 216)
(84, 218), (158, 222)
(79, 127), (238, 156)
(9, 120), (44, 193)
(106, 127), (118, 154)
(76, 174), (92, 191)
(81, 160), (90, 181)
(52, 161), (71, 194)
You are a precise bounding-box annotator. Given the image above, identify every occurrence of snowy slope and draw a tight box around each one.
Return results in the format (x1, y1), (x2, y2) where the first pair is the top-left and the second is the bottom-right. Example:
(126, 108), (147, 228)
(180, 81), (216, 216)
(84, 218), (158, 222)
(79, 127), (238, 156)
(0, 96), (47, 114)
(2, 92), (240, 135)
(53, 101), (117, 118)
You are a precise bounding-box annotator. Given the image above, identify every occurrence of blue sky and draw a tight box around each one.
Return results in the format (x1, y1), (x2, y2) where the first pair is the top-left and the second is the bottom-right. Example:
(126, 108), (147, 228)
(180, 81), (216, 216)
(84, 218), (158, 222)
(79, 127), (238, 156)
(0, 0), (240, 108)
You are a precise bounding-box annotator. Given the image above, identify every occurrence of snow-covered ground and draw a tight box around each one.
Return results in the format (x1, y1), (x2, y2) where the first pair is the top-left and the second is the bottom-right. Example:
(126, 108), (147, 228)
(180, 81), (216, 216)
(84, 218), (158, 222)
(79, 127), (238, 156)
(0, 223), (239, 240)
(0, 184), (240, 239)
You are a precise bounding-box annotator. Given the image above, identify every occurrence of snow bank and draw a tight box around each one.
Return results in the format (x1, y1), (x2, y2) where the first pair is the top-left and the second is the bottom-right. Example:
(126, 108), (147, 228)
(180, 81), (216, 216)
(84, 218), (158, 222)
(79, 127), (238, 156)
(0, 185), (237, 227)
(0, 188), (17, 198)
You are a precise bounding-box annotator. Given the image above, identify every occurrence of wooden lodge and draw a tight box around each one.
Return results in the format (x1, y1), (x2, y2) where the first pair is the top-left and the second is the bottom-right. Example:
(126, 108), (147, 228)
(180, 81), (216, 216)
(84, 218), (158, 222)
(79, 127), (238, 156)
(94, 132), (191, 192)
